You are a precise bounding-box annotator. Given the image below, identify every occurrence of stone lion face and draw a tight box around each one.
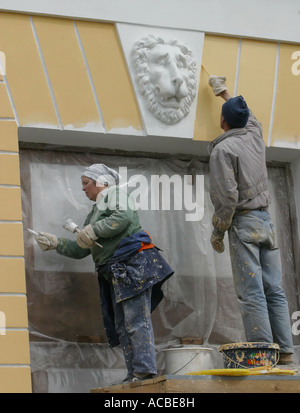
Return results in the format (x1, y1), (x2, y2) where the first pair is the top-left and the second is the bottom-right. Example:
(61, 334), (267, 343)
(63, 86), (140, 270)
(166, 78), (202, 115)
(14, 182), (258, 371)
(132, 35), (197, 125)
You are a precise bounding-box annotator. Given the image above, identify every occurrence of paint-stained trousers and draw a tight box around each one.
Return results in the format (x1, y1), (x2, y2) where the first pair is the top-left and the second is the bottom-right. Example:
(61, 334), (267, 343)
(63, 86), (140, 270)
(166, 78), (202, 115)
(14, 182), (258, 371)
(228, 209), (294, 354)
(111, 285), (157, 378)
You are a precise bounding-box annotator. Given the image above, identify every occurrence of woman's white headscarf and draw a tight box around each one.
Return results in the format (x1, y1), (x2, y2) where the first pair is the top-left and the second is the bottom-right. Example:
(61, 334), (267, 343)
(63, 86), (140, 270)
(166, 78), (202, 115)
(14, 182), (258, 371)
(82, 164), (120, 187)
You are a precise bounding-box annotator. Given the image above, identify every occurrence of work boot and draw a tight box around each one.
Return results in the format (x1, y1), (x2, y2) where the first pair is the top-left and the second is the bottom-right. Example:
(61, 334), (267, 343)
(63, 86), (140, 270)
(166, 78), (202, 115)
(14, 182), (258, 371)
(277, 353), (294, 365)
(122, 374), (134, 383)
(130, 373), (155, 382)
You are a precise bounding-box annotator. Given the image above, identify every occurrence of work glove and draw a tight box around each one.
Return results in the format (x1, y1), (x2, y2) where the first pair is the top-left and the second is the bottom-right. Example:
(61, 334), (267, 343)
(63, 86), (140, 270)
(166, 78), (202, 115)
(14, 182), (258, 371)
(35, 232), (58, 251)
(208, 75), (227, 96)
(210, 232), (225, 254)
(77, 224), (98, 249)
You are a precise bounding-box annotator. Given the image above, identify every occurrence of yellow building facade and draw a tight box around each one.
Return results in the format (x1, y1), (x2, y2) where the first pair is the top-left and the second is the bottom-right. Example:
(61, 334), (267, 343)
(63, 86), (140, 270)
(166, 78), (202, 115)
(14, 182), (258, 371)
(0, 4), (299, 393)
(0, 13), (299, 143)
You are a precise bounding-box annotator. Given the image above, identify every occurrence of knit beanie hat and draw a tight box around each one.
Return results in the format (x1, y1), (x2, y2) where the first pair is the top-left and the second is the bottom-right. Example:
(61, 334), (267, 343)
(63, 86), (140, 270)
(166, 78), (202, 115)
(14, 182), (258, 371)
(222, 96), (249, 128)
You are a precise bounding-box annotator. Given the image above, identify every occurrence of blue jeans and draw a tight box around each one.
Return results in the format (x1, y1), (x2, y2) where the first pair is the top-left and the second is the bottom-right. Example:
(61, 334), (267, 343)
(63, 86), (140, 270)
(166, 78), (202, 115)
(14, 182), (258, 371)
(111, 286), (157, 377)
(228, 209), (293, 354)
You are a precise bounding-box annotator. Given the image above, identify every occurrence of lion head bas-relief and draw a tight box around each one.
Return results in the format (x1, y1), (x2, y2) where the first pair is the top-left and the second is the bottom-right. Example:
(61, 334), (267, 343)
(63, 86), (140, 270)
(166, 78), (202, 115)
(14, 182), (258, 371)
(131, 35), (198, 125)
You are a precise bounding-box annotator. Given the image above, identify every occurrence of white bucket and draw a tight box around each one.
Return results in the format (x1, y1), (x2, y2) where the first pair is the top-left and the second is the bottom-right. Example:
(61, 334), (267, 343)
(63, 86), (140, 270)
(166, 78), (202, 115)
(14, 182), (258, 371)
(162, 346), (213, 375)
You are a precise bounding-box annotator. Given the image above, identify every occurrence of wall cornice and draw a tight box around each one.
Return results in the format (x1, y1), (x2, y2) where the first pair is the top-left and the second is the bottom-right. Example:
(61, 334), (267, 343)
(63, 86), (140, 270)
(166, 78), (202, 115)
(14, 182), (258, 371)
(0, 0), (300, 44)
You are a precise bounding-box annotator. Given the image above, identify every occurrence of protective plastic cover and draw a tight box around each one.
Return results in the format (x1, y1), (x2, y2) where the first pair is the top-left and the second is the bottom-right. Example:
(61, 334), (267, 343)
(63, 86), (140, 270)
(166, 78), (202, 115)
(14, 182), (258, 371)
(20, 148), (299, 392)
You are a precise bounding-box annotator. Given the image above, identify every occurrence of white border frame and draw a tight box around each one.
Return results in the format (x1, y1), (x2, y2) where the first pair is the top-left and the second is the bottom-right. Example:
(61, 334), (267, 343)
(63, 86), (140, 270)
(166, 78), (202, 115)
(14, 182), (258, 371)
(0, 0), (300, 44)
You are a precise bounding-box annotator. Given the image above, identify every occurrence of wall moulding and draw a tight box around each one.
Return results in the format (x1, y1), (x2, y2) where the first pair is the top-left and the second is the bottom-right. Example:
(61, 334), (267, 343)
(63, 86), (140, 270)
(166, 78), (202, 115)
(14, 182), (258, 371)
(117, 23), (204, 139)
(131, 34), (197, 126)
(0, 0), (300, 44)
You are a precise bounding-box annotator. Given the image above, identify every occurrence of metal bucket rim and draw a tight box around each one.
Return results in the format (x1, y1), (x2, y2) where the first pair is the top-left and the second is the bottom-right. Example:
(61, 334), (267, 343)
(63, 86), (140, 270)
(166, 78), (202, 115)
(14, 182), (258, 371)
(219, 342), (280, 352)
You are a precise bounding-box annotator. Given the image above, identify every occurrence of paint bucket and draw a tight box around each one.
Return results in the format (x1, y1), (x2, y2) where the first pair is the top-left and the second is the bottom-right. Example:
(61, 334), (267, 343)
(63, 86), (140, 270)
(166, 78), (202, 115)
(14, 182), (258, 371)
(219, 342), (280, 369)
(162, 346), (213, 375)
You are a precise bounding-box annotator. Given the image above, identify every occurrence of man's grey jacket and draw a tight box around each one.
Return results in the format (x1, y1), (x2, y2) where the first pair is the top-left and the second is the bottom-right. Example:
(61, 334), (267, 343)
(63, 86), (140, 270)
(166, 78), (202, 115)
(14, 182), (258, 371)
(208, 111), (270, 237)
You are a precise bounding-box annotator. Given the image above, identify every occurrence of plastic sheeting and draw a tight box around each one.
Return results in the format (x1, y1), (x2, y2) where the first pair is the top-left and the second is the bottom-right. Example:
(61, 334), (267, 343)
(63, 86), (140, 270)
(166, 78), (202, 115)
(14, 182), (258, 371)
(20, 148), (300, 392)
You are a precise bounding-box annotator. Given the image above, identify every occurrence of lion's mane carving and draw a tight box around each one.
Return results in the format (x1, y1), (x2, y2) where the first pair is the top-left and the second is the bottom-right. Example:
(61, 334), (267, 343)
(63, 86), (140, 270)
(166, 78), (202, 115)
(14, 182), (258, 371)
(131, 34), (197, 125)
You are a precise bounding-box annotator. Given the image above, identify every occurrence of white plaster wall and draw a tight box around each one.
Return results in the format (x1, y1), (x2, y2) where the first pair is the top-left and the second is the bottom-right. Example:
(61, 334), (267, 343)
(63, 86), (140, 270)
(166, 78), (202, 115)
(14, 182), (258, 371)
(0, 0), (300, 44)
